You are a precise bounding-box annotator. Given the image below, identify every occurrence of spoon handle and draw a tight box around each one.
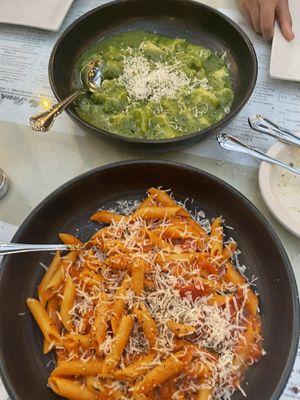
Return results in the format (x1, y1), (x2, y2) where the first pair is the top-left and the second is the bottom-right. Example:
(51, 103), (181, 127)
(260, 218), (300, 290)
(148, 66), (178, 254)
(0, 242), (82, 256)
(29, 89), (85, 132)
(217, 133), (300, 176)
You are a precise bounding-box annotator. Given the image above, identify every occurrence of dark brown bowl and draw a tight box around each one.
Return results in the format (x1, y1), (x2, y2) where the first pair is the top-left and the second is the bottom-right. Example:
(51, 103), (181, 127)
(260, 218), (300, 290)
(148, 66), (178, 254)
(0, 160), (299, 400)
(49, 0), (257, 149)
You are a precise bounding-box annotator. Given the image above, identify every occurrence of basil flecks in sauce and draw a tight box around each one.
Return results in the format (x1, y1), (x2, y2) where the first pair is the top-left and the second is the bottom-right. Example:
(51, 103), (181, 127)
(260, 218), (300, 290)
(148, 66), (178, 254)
(74, 31), (234, 139)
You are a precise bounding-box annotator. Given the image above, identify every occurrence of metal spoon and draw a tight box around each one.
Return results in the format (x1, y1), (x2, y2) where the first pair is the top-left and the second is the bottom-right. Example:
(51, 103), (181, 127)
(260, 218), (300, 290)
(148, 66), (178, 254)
(217, 132), (300, 176)
(0, 242), (84, 256)
(29, 60), (102, 132)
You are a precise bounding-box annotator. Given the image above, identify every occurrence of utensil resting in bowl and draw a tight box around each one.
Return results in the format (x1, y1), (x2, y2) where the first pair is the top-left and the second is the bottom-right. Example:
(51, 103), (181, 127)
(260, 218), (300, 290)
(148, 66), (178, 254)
(29, 60), (102, 132)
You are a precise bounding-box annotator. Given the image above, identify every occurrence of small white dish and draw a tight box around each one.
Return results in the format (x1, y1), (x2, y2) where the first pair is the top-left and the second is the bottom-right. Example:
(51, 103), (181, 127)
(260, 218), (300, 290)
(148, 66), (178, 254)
(0, 0), (74, 31)
(259, 142), (300, 238)
(270, 0), (300, 82)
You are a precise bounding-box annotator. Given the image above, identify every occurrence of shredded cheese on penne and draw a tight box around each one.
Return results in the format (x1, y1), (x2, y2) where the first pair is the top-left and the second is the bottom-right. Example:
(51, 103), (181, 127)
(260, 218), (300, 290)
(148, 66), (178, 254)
(27, 188), (264, 400)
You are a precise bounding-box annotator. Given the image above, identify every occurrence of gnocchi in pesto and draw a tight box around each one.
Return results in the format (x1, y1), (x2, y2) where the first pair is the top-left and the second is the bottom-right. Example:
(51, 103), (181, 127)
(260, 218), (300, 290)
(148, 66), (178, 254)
(74, 31), (234, 139)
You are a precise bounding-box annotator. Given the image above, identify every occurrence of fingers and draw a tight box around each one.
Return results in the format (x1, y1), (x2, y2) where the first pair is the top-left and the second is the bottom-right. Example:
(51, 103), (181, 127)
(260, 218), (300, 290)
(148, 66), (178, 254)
(239, 0), (261, 33)
(239, 0), (294, 41)
(259, 3), (276, 40)
(249, 2), (261, 33)
(276, 0), (294, 41)
(239, 4), (253, 30)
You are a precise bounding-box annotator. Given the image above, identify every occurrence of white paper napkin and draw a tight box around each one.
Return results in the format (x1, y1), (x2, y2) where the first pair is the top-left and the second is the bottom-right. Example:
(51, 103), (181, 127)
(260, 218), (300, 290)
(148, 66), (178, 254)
(270, 0), (300, 82)
(0, 0), (74, 31)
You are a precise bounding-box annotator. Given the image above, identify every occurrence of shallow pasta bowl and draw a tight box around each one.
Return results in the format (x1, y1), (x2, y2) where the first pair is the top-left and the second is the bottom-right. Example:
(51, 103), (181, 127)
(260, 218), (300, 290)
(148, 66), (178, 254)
(0, 160), (298, 399)
(49, 0), (257, 148)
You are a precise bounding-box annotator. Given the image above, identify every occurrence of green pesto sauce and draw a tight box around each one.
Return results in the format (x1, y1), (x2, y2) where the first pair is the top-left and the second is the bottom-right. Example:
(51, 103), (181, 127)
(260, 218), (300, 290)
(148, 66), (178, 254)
(74, 31), (234, 139)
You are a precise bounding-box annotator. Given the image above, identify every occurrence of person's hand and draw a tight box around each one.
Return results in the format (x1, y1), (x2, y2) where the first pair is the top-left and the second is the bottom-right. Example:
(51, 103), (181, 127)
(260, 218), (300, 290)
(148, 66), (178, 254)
(238, 0), (294, 41)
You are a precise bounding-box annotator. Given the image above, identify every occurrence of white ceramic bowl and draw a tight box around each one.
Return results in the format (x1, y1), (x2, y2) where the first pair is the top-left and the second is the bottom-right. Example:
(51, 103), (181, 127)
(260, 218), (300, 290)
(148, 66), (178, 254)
(259, 142), (300, 238)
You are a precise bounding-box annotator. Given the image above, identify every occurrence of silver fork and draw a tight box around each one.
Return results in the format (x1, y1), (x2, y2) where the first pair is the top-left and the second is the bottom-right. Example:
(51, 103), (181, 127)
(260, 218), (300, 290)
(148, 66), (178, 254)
(217, 133), (300, 176)
(248, 115), (300, 148)
(0, 242), (83, 256)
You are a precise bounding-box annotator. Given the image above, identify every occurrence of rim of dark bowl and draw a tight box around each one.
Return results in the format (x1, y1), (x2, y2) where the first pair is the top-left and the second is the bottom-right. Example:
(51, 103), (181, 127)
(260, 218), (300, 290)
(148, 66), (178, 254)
(48, 0), (258, 145)
(0, 160), (299, 399)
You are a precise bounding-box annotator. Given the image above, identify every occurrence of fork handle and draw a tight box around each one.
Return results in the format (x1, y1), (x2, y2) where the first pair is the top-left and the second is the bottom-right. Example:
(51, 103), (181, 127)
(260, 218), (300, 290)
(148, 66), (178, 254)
(218, 133), (300, 176)
(0, 242), (76, 256)
(248, 115), (300, 148)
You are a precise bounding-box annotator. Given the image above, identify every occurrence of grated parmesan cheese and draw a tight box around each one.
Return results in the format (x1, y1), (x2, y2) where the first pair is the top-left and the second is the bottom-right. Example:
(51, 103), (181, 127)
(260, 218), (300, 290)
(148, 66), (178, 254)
(47, 191), (263, 400)
(118, 55), (192, 103)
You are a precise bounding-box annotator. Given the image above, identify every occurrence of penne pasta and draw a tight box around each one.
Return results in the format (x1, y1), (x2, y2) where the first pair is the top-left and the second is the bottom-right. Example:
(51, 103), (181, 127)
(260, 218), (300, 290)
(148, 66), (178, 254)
(132, 258), (145, 295)
(210, 217), (223, 257)
(186, 362), (211, 379)
(114, 351), (157, 380)
(133, 195), (156, 214)
(167, 320), (195, 337)
(26, 298), (61, 345)
(184, 218), (209, 242)
(245, 287), (259, 315)
(51, 360), (107, 377)
(43, 295), (62, 353)
(90, 210), (125, 223)
(197, 384), (213, 400)
(146, 230), (173, 251)
(147, 188), (190, 217)
(59, 233), (82, 245)
(158, 224), (196, 240)
(63, 334), (94, 352)
(207, 294), (232, 307)
(61, 250), (79, 264)
(158, 379), (176, 398)
(85, 375), (106, 392)
(42, 265), (64, 305)
(43, 339), (52, 354)
(225, 262), (246, 285)
(47, 295), (62, 331)
(48, 377), (97, 400)
(85, 377), (120, 400)
(101, 239), (128, 255)
(110, 276), (131, 332)
(60, 274), (76, 331)
(133, 206), (181, 220)
(91, 226), (111, 240)
(132, 352), (185, 394)
(134, 303), (158, 347)
(27, 188), (263, 400)
(93, 291), (111, 348)
(234, 318), (260, 367)
(38, 251), (61, 306)
(105, 254), (131, 271)
(219, 241), (238, 264)
(104, 314), (134, 370)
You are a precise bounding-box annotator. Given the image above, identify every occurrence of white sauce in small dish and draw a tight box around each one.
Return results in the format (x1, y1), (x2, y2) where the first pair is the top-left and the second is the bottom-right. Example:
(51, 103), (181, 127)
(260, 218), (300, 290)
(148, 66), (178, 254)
(259, 142), (300, 238)
(276, 155), (300, 215)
